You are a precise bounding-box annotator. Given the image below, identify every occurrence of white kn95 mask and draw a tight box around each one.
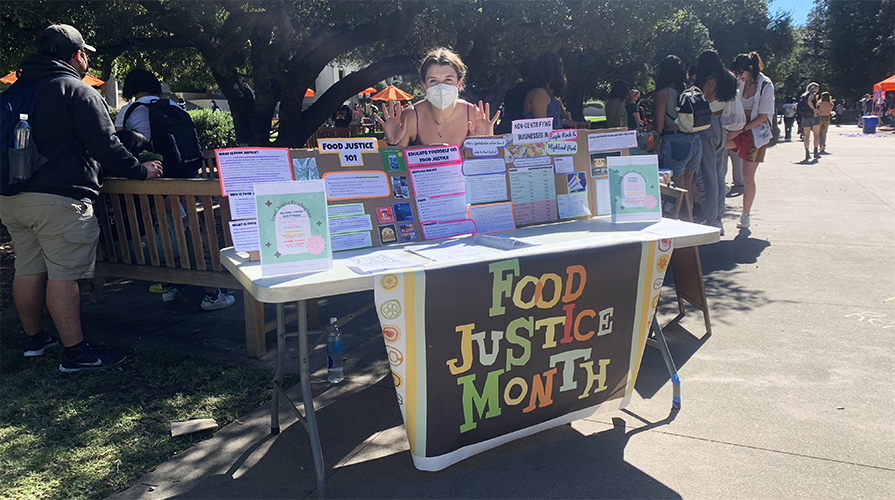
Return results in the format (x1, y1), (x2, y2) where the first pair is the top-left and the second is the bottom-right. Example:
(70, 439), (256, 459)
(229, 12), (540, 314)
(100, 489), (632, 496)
(426, 83), (459, 110)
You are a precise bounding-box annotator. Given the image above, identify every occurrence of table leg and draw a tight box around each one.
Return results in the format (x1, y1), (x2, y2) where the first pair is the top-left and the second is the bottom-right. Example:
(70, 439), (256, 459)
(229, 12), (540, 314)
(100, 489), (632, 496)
(297, 299), (326, 499)
(647, 316), (682, 410)
(271, 303), (286, 434)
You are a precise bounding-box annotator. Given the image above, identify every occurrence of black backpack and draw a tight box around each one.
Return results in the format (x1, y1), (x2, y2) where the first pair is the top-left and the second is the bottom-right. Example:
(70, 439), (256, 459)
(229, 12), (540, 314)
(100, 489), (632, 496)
(122, 99), (202, 178)
(1, 74), (77, 195)
(799, 94), (815, 118)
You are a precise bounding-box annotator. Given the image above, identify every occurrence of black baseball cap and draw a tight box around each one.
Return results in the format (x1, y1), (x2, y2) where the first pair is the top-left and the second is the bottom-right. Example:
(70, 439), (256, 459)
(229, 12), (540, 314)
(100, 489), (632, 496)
(34, 24), (96, 56)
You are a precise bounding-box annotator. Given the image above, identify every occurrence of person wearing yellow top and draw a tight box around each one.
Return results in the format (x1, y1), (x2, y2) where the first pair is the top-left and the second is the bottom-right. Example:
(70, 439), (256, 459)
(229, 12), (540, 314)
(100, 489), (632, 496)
(817, 92), (835, 153)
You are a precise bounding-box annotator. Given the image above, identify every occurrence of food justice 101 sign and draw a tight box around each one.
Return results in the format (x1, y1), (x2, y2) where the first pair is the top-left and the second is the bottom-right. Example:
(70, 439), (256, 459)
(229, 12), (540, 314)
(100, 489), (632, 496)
(374, 235), (673, 471)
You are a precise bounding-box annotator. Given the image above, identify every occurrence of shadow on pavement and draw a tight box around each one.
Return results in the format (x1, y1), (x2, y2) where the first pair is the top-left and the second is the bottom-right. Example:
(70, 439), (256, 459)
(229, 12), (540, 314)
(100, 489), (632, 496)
(164, 380), (682, 499)
(636, 230), (772, 399)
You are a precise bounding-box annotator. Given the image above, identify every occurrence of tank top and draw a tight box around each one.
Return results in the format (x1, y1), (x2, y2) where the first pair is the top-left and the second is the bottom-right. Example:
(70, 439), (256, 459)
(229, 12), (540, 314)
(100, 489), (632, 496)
(523, 88), (562, 130)
(410, 102), (471, 146)
(665, 87), (679, 121)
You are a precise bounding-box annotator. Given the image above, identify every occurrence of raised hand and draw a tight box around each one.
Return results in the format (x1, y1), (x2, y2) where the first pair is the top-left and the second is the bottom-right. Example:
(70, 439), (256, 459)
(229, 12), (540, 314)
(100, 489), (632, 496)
(468, 100), (500, 136)
(374, 100), (406, 145)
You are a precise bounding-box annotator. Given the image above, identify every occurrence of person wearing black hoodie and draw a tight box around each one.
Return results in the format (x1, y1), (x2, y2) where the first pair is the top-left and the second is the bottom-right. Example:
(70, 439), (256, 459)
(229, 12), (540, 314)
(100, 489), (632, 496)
(1, 25), (163, 373)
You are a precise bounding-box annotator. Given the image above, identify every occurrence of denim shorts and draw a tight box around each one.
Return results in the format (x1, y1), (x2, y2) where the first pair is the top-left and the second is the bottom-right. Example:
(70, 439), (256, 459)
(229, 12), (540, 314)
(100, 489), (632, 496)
(658, 132), (702, 177)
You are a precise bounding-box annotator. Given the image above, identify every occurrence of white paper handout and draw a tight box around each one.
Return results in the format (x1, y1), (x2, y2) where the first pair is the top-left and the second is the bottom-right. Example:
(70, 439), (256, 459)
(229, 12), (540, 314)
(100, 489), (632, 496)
(512, 118), (553, 145)
(415, 194), (468, 223)
(337, 252), (425, 275)
(588, 131), (638, 152)
(405, 238), (498, 262)
(553, 155), (575, 174)
(420, 220), (477, 240)
(216, 148), (292, 220)
(322, 171), (390, 200)
(229, 219), (259, 252)
(468, 202), (516, 233)
(409, 163), (465, 198)
(465, 173), (508, 204)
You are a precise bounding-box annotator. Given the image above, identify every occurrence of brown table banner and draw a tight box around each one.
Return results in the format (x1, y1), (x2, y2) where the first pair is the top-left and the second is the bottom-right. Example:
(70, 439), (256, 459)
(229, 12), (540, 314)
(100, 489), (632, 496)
(374, 234), (673, 470)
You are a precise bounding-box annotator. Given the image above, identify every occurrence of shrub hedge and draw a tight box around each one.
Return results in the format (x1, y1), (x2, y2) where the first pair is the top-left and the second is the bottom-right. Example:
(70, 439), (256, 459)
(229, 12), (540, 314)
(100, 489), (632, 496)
(187, 109), (238, 150)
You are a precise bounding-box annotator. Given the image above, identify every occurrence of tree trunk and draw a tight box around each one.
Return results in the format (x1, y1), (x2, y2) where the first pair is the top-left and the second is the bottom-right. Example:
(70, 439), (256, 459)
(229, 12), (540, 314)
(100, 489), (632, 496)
(276, 55), (419, 148)
(561, 51), (585, 122)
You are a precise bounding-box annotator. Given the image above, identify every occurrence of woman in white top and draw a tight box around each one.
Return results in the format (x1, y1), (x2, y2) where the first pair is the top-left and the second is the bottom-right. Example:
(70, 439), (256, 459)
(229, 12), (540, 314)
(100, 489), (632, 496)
(695, 50), (739, 234)
(728, 52), (775, 230)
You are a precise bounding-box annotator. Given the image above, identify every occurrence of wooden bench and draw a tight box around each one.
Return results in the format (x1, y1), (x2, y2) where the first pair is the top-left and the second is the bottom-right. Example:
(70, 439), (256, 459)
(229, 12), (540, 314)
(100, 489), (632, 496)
(90, 177), (293, 358)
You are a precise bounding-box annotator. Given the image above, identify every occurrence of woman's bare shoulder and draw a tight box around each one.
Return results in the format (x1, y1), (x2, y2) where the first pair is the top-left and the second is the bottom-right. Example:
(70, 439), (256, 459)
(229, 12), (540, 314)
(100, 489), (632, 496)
(402, 101), (425, 119)
(526, 87), (550, 99)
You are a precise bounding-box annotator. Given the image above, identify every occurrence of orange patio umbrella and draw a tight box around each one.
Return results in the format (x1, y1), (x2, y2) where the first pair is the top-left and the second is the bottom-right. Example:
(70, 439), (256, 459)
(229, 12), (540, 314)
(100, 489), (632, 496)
(369, 85), (413, 101)
(305, 88), (315, 97)
(1, 71), (104, 87)
(358, 87), (377, 95)
(873, 74), (895, 92)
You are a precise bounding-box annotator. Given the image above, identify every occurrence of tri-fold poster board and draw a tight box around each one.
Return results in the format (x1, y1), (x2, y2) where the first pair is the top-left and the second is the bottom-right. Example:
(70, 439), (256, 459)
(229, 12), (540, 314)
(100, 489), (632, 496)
(215, 125), (661, 275)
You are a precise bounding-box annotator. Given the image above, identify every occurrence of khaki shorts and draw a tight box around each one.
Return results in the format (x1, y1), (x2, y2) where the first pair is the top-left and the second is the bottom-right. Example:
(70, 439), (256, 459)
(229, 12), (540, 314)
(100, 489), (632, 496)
(1, 192), (100, 280)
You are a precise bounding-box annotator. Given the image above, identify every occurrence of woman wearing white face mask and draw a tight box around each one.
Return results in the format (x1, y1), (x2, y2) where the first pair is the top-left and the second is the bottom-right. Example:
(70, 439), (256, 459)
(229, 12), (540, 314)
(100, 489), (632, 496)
(376, 48), (499, 146)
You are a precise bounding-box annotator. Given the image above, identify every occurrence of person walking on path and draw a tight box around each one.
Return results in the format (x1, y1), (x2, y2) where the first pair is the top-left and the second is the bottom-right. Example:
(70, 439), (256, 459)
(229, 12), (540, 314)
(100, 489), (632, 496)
(695, 50), (738, 234)
(799, 83), (821, 161)
(0, 25), (163, 372)
(728, 51), (775, 230)
(818, 91), (834, 153)
(782, 97), (796, 141)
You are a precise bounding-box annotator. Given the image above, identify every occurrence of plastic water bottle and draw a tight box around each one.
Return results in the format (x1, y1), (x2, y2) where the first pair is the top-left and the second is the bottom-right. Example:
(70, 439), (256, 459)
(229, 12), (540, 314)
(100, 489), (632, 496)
(327, 317), (344, 383)
(11, 114), (32, 182)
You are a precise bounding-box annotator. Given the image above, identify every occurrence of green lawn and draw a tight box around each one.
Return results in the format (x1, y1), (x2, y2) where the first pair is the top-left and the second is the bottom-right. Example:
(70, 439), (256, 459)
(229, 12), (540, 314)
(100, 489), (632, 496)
(0, 327), (297, 500)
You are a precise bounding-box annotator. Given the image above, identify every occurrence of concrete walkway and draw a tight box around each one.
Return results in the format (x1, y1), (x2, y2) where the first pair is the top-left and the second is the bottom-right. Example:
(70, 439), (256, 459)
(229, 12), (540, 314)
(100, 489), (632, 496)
(92, 127), (895, 499)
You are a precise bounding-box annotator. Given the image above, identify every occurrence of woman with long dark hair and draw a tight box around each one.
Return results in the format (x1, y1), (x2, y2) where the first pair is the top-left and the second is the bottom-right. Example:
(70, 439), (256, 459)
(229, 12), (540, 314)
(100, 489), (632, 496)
(728, 51), (775, 230)
(651, 55), (702, 200)
(695, 50), (738, 234)
(523, 52), (567, 130)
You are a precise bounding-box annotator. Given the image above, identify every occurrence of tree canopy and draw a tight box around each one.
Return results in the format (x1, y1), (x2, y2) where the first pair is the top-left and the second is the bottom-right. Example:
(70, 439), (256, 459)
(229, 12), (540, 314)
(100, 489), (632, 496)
(6, 0), (873, 147)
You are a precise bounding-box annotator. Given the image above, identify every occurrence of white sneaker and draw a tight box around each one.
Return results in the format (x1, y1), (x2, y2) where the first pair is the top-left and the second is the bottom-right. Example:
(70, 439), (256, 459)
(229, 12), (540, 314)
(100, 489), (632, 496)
(737, 214), (751, 228)
(161, 286), (178, 302)
(201, 289), (236, 311)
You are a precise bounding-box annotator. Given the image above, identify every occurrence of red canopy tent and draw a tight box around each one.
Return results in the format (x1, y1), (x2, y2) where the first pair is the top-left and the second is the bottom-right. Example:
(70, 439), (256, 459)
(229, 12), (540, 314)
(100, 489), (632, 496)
(873, 74), (895, 92)
(1, 71), (104, 87)
(358, 87), (377, 95)
(304, 88), (315, 97)
(369, 85), (413, 101)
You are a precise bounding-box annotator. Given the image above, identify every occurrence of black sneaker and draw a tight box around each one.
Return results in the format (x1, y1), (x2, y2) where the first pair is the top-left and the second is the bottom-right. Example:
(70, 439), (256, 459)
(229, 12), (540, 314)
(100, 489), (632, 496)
(22, 332), (60, 357)
(59, 343), (127, 373)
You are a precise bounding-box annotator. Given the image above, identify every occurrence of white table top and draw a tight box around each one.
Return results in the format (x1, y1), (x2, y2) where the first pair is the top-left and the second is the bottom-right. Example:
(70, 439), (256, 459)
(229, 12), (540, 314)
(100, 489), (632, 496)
(221, 217), (719, 304)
